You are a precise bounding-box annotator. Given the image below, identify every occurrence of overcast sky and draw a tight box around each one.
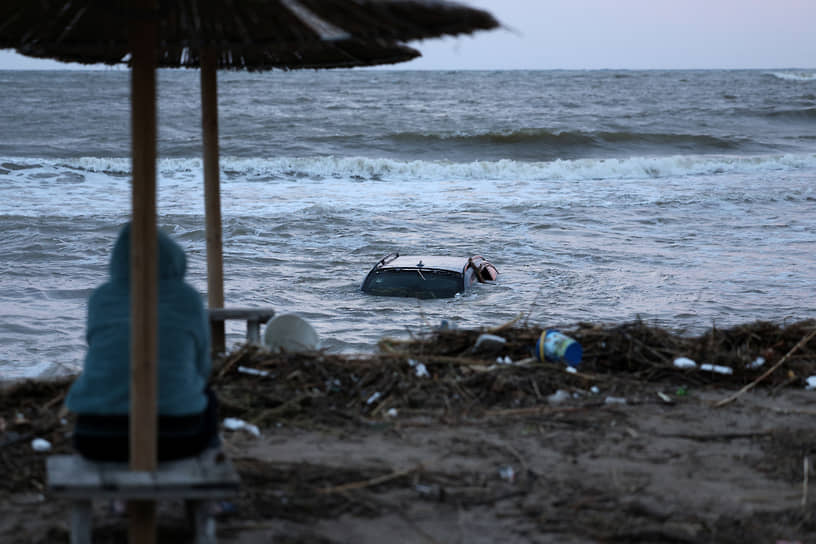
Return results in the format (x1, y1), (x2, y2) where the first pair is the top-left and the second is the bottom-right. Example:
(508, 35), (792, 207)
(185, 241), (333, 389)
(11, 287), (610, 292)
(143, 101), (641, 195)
(1, 0), (814, 70)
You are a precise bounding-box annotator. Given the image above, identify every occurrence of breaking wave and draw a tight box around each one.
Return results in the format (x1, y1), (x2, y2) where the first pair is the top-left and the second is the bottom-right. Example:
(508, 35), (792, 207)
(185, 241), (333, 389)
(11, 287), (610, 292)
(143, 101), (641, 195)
(767, 71), (816, 82)
(2, 153), (816, 185)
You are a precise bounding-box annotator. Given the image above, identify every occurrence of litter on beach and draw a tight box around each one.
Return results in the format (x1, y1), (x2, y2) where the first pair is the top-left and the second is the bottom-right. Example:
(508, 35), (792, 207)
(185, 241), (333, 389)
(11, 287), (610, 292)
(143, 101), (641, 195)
(657, 392), (674, 404)
(700, 364), (733, 375)
(673, 357), (697, 369)
(222, 417), (261, 437)
(408, 359), (430, 378)
(472, 333), (507, 354)
(238, 365), (271, 377)
(499, 466), (515, 483)
(547, 389), (570, 405)
(30, 438), (51, 452)
(749, 356), (766, 369)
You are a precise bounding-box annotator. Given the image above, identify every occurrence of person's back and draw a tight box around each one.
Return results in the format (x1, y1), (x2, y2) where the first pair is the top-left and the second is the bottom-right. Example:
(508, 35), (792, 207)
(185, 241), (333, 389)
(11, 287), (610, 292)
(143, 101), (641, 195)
(66, 223), (217, 461)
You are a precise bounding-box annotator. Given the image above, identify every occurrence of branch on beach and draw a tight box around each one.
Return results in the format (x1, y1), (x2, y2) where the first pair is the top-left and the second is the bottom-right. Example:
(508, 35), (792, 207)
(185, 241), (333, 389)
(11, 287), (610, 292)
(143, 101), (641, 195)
(317, 465), (422, 495)
(715, 326), (816, 407)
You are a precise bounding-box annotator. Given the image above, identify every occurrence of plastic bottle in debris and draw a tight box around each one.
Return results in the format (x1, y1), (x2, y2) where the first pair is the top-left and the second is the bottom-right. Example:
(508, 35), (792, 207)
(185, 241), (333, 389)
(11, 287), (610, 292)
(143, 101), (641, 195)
(535, 330), (582, 368)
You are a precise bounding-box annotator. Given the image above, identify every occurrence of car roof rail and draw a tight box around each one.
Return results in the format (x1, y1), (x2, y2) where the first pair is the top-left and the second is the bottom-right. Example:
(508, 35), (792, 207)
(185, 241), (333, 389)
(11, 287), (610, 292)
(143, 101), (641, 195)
(377, 252), (399, 267)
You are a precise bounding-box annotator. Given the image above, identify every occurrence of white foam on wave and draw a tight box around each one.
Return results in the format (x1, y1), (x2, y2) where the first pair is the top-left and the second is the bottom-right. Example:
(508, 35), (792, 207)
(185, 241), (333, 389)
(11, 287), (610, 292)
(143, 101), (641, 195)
(218, 153), (816, 183)
(767, 71), (816, 82)
(5, 152), (815, 184)
(2, 153), (815, 218)
(71, 156), (204, 175)
(211, 153), (816, 183)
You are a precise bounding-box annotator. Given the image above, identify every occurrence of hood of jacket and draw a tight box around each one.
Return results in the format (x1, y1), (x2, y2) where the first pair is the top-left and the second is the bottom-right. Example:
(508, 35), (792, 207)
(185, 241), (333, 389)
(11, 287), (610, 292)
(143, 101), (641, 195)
(109, 223), (187, 283)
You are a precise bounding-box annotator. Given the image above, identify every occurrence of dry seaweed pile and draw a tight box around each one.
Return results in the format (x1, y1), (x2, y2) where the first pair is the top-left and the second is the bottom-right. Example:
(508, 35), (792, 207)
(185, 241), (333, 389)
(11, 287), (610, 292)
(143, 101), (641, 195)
(1, 319), (815, 496)
(386, 319), (816, 380)
(213, 319), (816, 428)
(0, 377), (74, 493)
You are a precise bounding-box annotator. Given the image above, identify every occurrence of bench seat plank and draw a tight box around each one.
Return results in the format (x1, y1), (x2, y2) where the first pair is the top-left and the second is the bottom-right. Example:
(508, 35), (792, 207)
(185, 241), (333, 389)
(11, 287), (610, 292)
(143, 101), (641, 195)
(208, 308), (275, 322)
(47, 454), (240, 500)
(208, 307), (275, 344)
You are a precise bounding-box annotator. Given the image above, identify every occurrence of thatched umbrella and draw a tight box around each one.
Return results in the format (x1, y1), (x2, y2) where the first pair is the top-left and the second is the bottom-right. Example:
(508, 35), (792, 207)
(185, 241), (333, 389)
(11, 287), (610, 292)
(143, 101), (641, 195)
(1, 0), (498, 540)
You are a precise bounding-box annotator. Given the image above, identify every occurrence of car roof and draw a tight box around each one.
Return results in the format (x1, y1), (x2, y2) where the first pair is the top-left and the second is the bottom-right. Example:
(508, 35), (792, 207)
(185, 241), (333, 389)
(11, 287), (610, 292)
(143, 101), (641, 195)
(377, 255), (468, 273)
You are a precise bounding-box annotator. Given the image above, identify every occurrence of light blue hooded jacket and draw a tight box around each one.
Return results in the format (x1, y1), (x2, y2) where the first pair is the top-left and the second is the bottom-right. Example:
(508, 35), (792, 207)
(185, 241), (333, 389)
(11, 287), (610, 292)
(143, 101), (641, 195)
(66, 223), (210, 416)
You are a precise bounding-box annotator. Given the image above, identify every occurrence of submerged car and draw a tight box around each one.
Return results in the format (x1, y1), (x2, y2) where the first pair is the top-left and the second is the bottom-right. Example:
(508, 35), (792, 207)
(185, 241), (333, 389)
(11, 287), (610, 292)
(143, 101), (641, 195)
(361, 253), (498, 299)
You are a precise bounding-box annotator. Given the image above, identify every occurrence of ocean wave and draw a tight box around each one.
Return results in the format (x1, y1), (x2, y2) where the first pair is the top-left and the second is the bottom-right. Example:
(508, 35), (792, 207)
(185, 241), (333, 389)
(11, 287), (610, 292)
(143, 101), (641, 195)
(767, 71), (816, 82)
(209, 153), (816, 182)
(764, 107), (816, 120)
(2, 153), (816, 185)
(388, 128), (740, 151)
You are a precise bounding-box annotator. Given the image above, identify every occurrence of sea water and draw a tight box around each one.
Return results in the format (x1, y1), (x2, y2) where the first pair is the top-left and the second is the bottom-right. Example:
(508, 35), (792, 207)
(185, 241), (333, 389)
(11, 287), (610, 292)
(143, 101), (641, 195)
(1, 69), (814, 379)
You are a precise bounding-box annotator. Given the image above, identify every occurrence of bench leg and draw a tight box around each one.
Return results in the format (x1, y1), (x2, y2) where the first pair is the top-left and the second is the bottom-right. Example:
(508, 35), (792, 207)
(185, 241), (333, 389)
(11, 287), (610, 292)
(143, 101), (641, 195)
(246, 319), (261, 344)
(70, 500), (92, 544)
(186, 500), (216, 544)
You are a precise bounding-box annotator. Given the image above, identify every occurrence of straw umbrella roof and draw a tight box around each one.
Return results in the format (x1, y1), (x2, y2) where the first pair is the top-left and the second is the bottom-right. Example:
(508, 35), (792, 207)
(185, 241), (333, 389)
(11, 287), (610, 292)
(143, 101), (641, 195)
(157, 37), (422, 69)
(1, 0), (498, 67)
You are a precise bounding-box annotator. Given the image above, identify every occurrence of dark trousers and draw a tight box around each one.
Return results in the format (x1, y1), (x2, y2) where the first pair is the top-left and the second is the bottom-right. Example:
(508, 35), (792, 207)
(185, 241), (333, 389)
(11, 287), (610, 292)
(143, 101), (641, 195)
(73, 388), (220, 462)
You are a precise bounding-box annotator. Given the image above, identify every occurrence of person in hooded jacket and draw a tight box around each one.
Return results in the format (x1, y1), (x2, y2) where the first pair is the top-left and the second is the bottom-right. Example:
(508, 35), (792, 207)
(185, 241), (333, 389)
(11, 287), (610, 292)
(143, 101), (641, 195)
(66, 222), (218, 461)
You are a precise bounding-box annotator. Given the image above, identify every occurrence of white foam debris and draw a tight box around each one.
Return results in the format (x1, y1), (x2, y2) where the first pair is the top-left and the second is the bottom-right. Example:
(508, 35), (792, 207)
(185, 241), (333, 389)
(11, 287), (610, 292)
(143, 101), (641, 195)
(31, 438), (52, 452)
(499, 466), (515, 482)
(673, 357), (697, 369)
(657, 392), (674, 404)
(414, 363), (430, 378)
(806, 376), (816, 391)
(386, 408), (399, 417)
(700, 364), (733, 375)
(565, 366), (577, 374)
(547, 389), (570, 405)
(472, 333), (506, 353)
(749, 357), (766, 369)
(222, 417), (261, 437)
(590, 386), (600, 394)
(366, 392), (382, 405)
(496, 355), (513, 365)
(238, 366), (270, 377)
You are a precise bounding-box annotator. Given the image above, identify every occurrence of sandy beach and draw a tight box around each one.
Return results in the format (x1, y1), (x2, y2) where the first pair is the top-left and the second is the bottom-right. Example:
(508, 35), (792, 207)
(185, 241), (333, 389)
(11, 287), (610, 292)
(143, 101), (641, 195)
(2, 321), (816, 543)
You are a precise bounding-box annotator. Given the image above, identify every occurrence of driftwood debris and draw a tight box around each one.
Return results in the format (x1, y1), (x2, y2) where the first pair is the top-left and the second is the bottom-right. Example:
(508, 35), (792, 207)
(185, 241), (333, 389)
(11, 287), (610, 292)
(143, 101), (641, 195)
(2, 319), (816, 496)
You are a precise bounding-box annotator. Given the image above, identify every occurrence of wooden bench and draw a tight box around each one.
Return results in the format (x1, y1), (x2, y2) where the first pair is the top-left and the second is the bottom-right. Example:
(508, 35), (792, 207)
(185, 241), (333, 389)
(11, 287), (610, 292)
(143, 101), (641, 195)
(47, 451), (240, 544)
(208, 307), (275, 345)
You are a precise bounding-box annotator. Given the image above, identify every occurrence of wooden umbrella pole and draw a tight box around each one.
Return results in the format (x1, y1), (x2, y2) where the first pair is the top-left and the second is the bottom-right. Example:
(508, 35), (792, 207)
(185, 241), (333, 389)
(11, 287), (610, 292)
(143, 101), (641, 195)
(201, 46), (226, 354)
(129, 0), (158, 542)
